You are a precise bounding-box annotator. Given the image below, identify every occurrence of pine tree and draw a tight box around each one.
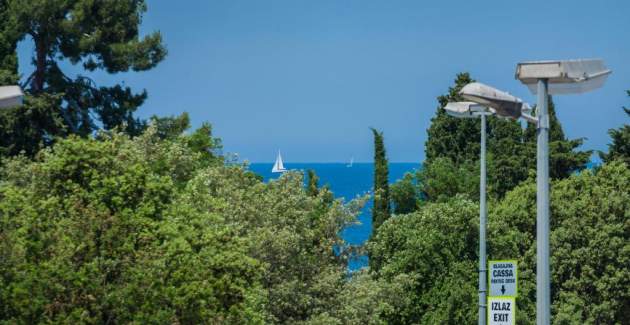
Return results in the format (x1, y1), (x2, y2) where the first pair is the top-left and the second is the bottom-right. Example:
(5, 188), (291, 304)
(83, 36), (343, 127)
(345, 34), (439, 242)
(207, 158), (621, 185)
(371, 128), (390, 232)
(0, 0), (166, 156)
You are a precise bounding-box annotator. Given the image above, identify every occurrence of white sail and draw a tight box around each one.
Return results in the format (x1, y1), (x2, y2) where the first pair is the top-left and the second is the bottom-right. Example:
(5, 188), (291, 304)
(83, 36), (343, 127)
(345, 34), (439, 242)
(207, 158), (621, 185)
(347, 157), (354, 167)
(271, 151), (287, 173)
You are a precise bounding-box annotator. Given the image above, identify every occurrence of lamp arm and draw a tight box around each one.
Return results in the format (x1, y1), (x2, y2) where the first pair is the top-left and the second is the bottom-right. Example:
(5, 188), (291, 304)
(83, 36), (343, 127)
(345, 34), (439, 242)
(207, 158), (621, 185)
(521, 112), (538, 124)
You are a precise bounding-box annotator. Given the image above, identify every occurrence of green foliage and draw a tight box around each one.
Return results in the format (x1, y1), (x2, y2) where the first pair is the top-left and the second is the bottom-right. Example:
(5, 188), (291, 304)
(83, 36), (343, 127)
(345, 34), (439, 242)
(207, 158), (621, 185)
(0, 93), (66, 156)
(0, 0), (166, 155)
(307, 169), (320, 196)
(523, 97), (591, 179)
(0, 0), (18, 85)
(600, 100), (630, 165)
(489, 161), (630, 324)
(371, 128), (390, 233)
(151, 113), (191, 140)
(421, 74), (590, 202)
(369, 161), (630, 324)
(425, 72), (479, 164)
(390, 172), (420, 214)
(417, 157), (479, 202)
(367, 198), (479, 323)
(0, 128), (263, 323)
(0, 126), (373, 323)
(192, 167), (366, 323)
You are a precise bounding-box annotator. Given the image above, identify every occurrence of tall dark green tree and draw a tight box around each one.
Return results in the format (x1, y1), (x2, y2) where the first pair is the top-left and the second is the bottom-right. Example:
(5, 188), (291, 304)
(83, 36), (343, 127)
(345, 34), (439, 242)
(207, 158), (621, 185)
(371, 128), (390, 233)
(306, 169), (320, 197)
(420, 73), (590, 200)
(0, 0), (166, 156)
(0, 0), (18, 85)
(600, 93), (630, 165)
(425, 73), (479, 164)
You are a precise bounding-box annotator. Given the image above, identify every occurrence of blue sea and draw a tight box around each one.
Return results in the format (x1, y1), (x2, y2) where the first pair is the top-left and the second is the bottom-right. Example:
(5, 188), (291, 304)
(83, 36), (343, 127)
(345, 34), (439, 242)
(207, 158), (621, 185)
(248, 162), (420, 271)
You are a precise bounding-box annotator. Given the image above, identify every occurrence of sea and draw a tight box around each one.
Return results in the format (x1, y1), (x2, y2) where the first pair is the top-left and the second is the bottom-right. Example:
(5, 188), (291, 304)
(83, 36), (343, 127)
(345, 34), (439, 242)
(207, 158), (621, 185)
(248, 162), (420, 271)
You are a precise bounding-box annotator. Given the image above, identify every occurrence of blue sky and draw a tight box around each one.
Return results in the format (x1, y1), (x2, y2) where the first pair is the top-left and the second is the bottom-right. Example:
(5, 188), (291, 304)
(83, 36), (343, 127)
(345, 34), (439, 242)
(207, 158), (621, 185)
(17, 0), (630, 162)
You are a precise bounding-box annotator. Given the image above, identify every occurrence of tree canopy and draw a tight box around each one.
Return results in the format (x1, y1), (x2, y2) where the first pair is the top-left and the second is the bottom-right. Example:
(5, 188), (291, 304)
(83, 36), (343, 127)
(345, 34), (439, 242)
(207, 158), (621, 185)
(369, 161), (630, 324)
(371, 127), (390, 233)
(600, 94), (630, 165)
(392, 72), (591, 211)
(0, 0), (166, 156)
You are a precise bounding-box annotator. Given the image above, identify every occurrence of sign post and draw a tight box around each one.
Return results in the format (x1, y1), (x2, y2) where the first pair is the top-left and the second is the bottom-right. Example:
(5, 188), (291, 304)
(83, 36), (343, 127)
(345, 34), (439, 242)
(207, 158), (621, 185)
(488, 296), (515, 325)
(488, 260), (518, 297)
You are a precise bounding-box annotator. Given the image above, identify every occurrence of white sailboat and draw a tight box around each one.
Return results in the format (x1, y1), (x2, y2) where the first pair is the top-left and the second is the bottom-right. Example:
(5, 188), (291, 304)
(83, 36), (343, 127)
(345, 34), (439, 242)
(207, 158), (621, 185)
(271, 151), (287, 173)
(346, 157), (354, 168)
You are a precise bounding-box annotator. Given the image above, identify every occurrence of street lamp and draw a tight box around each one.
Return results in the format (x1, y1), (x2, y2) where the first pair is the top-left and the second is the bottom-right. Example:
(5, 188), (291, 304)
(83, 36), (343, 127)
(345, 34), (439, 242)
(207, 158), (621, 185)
(444, 101), (492, 325)
(450, 84), (531, 325)
(0, 86), (24, 108)
(444, 96), (528, 325)
(460, 82), (527, 119)
(515, 59), (611, 325)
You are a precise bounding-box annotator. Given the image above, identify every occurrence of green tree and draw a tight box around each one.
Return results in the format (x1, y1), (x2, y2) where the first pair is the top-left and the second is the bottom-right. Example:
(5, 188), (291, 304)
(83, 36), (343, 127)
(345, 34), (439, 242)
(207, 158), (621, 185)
(371, 128), (390, 233)
(0, 0), (166, 155)
(0, 0), (18, 85)
(425, 72), (479, 164)
(523, 97), (591, 179)
(368, 161), (630, 324)
(0, 125), (374, 324)
(390, 172), (419, 214)
(417, 156), (479, 202)
(422, 74), (589, 200)
(489, 161), (630, 324)
(600, 98), (630, 165)
(150, 112), (191, 140)
(367, 197), (479, 323)
(0, 128), (264, 323)
(307, 169), (320, 196)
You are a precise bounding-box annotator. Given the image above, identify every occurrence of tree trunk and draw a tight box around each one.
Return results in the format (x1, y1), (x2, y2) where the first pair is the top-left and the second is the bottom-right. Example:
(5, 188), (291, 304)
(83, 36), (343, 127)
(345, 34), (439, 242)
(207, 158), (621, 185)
(32, 36), (46, 93)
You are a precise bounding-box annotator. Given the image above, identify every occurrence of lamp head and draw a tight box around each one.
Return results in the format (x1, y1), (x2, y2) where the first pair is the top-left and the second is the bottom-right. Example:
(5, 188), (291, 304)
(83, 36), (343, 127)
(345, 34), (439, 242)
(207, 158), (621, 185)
(0, 86), (24, 108)
(515, 59), (611, 95)
(459, 82), (525, 119)
(443, 101), (493, 119)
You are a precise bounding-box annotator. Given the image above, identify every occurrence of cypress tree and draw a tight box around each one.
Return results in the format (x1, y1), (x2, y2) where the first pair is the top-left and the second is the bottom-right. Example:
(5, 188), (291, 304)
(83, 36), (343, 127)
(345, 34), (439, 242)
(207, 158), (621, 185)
(307, 169), (320, 197)
(371, 127), (390, 232)
(600, 91), (630, 165)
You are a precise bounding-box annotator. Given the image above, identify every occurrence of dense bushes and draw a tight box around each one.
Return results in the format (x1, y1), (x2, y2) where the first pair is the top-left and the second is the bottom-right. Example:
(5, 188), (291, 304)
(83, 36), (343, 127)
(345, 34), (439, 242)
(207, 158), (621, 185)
(489, 161), (630, 324)
(0, 128), (263, 323)
(0, 127), (372, 324)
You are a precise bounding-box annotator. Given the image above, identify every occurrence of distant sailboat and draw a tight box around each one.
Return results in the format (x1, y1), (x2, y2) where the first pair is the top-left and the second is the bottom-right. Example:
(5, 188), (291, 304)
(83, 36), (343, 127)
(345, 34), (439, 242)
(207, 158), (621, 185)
(271, 151), (287, 173)
(346, 157), (354, 168)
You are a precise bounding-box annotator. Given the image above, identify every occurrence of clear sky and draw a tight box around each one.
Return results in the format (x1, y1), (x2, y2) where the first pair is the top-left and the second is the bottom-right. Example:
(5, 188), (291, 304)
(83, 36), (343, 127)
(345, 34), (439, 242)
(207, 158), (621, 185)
(17, 0), (630, 162)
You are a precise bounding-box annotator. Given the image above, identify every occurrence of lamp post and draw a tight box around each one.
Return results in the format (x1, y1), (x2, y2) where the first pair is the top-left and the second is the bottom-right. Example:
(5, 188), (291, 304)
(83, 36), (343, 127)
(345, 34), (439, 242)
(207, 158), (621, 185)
(0, 86), (23, 108)
(444, 101), (493, 325)
(515, 59), (611, 325)
(444, 93), (530, 325)
(452, 83), (531, 325)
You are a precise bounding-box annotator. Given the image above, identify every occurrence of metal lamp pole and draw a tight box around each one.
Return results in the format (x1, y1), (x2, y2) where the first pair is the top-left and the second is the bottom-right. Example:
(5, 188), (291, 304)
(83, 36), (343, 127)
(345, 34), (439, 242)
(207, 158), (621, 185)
(478, 112), (488, 325)
(443, 101), (495, 325)
(515, 59), (611, 324)
(536, 79), (550, 325)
